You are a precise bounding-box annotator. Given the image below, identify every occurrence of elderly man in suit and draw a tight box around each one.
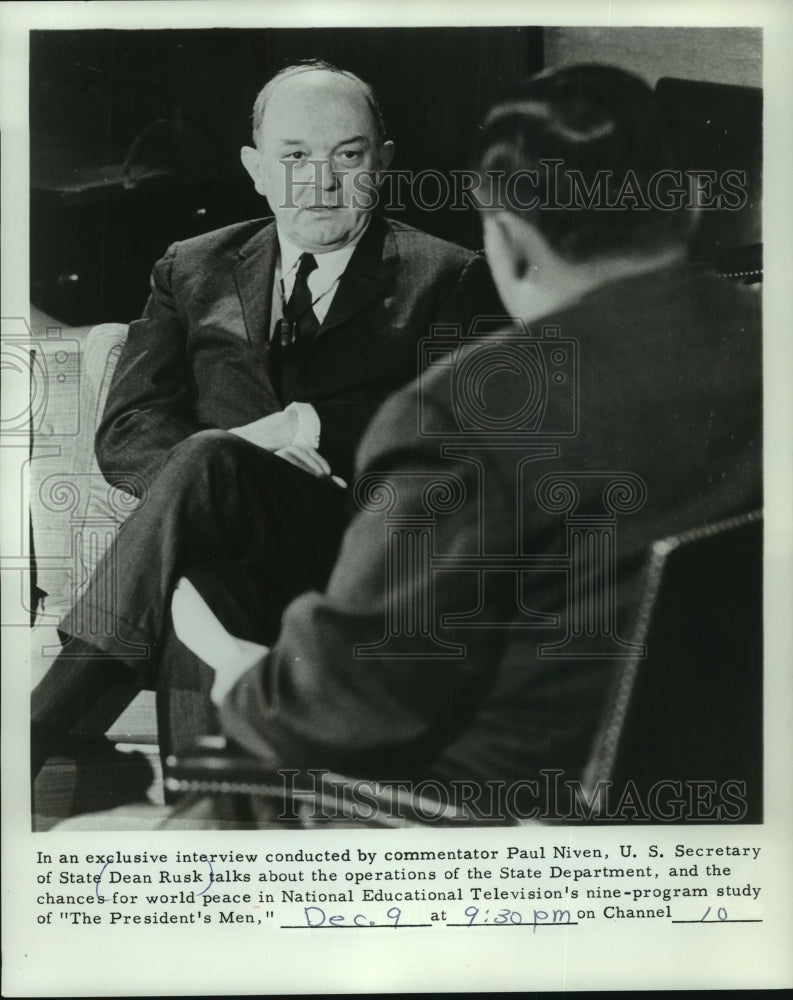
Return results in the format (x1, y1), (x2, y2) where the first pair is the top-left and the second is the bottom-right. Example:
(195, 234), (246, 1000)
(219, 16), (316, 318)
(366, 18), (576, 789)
(165, 63), (761, 826)
(31, 60), (496, 773)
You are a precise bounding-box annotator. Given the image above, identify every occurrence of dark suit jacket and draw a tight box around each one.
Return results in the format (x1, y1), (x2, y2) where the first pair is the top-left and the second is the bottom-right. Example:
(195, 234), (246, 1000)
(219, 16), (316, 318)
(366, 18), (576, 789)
(219, 263), (762, 796)
(96, 214), (497, 489)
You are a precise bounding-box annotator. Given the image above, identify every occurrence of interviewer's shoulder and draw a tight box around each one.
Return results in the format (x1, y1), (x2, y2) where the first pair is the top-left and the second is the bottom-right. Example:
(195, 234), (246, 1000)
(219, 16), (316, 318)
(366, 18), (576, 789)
(356, 326), (513, 472)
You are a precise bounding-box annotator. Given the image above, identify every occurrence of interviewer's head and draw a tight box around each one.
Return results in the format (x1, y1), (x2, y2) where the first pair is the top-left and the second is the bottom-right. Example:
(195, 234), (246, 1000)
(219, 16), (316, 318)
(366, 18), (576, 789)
(476, 64), (693, 318)
(241, 61), (394, 253)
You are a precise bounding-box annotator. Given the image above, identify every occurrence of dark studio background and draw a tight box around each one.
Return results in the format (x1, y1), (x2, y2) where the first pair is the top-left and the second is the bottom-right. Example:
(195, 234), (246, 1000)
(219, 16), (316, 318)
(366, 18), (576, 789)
(29, 27), (761, 327)
(30, 27), (542, 326)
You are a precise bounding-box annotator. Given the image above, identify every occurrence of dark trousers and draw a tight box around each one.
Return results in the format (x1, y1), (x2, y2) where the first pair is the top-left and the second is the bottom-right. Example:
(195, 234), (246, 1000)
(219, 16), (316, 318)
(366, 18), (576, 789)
(33, 430), (350, 760)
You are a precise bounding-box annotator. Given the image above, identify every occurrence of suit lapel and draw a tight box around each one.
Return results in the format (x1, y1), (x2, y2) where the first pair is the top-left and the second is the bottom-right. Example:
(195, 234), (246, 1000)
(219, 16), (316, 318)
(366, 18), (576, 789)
(318, 215), (396, 335)
(233, 222), (278, 353)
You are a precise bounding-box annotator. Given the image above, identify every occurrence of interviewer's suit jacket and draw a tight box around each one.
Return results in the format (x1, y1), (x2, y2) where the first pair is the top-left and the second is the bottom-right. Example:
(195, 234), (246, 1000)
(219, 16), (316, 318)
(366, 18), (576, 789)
(220, 263), (762, 795)
(96, 214), (497, 489)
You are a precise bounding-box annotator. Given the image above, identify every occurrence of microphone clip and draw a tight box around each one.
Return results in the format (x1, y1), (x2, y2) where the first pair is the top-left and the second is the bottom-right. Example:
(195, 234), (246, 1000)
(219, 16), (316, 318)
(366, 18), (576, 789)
(276, 318), (297, 348)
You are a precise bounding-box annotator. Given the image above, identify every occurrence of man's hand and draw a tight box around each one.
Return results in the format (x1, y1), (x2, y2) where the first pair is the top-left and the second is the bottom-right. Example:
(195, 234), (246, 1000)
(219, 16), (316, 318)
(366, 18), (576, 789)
(275, 444), (347, 488)
(229, 409), (299, 451)
(171, 578), (269, 708)
(230, 401), (323, 455)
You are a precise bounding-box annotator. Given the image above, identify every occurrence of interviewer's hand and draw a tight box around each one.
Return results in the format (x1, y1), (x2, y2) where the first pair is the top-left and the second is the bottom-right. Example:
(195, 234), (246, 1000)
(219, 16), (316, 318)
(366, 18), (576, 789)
(275, 444), (347, 488)
(229, 410), (299, 452)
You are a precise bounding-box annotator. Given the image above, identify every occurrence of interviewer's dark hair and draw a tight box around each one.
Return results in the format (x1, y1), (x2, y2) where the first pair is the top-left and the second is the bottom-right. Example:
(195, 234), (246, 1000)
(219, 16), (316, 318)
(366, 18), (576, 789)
(477, 64), (694, 261)
(252, 59), (387, 146)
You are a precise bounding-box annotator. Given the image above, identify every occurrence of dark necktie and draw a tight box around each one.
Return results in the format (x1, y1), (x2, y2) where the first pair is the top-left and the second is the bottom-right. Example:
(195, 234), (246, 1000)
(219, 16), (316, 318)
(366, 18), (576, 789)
(285, 252), (319, 346)
(275, 252), (319, 401)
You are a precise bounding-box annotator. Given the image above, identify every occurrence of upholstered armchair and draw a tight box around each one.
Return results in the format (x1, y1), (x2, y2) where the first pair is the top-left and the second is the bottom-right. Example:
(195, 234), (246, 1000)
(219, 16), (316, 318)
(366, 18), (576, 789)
(30, 322), (133, 631)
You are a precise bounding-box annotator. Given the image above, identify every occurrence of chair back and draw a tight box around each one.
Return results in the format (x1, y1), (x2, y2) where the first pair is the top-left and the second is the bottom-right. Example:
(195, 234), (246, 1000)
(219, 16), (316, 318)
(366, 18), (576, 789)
(583, 510), (763, 822)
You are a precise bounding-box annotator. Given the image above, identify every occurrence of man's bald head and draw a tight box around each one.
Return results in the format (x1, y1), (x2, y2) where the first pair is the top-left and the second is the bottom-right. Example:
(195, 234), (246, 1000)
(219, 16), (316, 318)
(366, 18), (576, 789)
(241, 59), (394, 252)
(252, 60), (387, 148)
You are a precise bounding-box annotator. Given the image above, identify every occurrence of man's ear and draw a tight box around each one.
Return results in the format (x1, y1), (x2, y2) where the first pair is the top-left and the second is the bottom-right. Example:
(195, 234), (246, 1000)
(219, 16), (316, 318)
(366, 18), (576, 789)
(240, 146), (267, 196)
(487, 212), (532, 281)
(378, 139), (395, 170)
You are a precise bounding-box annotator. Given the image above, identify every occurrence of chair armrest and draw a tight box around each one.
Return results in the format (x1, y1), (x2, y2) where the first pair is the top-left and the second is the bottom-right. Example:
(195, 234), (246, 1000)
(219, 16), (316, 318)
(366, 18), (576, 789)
(83, 322), (129, 429)
(164, 737), (496, 828)
(30, 322), (135, 624)
(165, 737), (288, 798)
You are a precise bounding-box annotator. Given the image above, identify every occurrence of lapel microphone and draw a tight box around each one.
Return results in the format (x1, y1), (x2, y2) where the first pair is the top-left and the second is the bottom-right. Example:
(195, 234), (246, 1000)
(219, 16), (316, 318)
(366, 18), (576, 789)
(275, 318), (297, 348)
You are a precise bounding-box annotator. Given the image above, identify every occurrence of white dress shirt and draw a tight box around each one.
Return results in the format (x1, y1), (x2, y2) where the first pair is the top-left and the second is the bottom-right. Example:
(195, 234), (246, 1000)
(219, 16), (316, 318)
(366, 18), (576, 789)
(270, 222), (369, 452)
